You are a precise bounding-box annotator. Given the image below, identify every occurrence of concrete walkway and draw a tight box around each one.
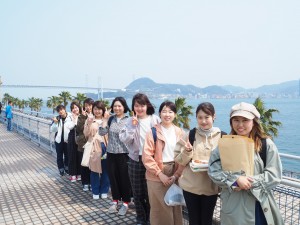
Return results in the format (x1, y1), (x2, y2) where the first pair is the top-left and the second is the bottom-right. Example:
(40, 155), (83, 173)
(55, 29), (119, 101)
(0, 124), (137, 225)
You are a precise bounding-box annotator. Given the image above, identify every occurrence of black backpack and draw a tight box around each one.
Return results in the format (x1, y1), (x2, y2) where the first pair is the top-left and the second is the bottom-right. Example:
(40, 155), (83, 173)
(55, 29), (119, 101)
(107, 116), (114, 127)
(188, 127), (227, 145)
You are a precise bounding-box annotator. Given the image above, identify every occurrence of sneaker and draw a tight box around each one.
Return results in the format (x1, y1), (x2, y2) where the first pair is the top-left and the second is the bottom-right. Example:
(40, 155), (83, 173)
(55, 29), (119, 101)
(76, 175), (81, 181)
(59, 170), (64, 176)
(65, 170), (69, 175)
(83, 185), (89, 191)
(70, 176), (76, 182)
(118, 204), (128, 216)
(101, 193), (108, 199)
(108, 203), (118, 213)
(128, 197), (135, 209)
(128, 200), (135, 209)
(93, 194), (99, 200)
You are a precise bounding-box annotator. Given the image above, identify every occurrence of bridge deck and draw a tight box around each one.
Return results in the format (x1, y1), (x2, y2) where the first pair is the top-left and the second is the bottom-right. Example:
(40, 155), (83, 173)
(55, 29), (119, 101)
(0, 124), (137, 225)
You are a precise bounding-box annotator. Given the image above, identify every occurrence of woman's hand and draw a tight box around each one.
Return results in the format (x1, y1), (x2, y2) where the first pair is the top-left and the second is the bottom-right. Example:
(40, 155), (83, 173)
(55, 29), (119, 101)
(236, 176), (253, 190)
(104, 108), (111, 120)
(131, 111), (138, 126)
(52, 117), (58, 124)
(158, 172), (173, 186)
(185, 140), (193, 152)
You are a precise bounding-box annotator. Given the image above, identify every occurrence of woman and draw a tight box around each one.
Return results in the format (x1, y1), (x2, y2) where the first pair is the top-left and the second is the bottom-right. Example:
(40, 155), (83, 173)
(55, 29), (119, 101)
(119, 93), (160, 224)
(76, 98), (94, 191)
(208, 102), (284, 225)
(142, 101), (184, 225)
(50, 104), (72, 176)
(84, 101), (110, 200)
(174, 102), (224, 225)
(65, 101), (81, 182)
(99, 97), (132, 216)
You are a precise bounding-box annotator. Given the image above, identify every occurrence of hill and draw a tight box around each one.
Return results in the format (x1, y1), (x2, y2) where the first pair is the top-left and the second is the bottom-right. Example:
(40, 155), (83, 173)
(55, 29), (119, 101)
(87, 77), (299, 99)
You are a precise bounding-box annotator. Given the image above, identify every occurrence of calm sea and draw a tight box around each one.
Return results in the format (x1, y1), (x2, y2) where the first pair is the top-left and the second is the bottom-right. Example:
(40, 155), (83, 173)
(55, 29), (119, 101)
(39, 98), (300, 172)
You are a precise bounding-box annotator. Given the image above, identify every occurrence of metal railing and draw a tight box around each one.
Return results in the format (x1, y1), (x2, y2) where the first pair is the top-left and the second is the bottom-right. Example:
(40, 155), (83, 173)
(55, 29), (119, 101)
(1, 110), (300, 224)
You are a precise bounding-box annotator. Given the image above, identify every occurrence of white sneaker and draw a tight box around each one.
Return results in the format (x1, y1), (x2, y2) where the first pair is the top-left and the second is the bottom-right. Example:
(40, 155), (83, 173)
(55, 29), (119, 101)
(93, 194), (99, 200)
(118, 204), (128, 216)
(101, 193), (108, 199)
(108, 203), (118, 213)
(83, 185), (89, 191)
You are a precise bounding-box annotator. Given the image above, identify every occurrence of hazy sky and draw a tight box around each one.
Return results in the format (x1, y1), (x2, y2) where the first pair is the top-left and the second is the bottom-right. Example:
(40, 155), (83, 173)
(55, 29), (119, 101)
(1, 0), (300, 98)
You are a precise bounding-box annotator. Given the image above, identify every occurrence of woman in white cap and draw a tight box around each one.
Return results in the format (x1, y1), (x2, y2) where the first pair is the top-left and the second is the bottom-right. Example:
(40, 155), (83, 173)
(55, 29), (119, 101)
(208, 102), (284, 225)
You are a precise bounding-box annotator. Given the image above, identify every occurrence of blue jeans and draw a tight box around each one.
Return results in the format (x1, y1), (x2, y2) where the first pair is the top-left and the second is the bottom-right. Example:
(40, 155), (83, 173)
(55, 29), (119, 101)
(90, 143), (110, 195)
(7, 118), (12, 131)
(55, 141), (69, 172)
(90, 159), (110, 195)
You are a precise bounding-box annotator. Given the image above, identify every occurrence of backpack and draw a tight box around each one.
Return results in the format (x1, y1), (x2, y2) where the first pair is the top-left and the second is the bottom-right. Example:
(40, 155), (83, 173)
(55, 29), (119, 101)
(151, 127), (157, 144)
(188, 127), (227, 145)
(108, 116), (114, 127)
(259, 138), (267, 167)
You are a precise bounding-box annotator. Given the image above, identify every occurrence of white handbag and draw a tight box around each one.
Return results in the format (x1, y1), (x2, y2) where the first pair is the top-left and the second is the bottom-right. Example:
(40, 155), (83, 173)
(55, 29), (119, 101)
(81, 141), (93, 167)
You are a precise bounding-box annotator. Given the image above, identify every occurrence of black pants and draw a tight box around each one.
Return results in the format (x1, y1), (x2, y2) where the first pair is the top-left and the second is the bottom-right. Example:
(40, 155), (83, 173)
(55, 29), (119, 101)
(183, 190), (218, 225)
(55, 141), (68, 171)
(78, 151), (90, 185)
(107, 153), (131, 203)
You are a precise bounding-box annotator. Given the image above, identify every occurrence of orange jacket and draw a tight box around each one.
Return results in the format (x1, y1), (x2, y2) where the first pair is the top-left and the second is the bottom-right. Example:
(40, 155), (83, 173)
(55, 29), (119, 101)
(142, 123), (185, 182)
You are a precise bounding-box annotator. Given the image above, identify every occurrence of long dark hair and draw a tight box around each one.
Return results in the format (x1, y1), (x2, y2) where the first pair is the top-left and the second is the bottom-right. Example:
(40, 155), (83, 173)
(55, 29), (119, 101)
(132, 93), (155, 115)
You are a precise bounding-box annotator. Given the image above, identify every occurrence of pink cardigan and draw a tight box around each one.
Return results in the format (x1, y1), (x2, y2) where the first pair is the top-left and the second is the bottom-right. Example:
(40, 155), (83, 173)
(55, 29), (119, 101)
(142, 123), (185, 182)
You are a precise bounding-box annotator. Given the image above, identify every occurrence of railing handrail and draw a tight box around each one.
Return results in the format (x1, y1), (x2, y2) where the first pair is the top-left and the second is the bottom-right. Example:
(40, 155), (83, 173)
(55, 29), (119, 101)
(279, 153), (300, 160)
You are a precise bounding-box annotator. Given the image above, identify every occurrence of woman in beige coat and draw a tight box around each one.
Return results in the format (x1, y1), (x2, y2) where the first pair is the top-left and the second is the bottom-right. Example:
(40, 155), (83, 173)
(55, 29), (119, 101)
(84, 101), (110, 200)
(175, 102), (224, 225)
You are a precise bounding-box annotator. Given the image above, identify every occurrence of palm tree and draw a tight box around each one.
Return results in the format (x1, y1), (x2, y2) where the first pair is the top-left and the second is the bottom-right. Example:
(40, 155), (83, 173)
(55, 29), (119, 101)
(3, 93), (12, 105)
(28, 97), (36, 112)
(59, 91), (72, 107)
(73, 93), (86, 106)
(99, 99), (111, 109)
(47, 96), (62, 114)
(253, 97), (282, 138)
(173, 97), (193, 130)
(18, 99), (28, 112)
(34, 98), (43, 112)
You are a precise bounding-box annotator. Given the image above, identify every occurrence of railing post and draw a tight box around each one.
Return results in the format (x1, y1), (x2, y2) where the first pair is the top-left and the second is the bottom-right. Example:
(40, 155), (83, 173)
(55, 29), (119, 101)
(28, 117), (31, 140)
(37, 120), (40, 146)
(49, 124), (53, 153)
(22, 115), (25, 136)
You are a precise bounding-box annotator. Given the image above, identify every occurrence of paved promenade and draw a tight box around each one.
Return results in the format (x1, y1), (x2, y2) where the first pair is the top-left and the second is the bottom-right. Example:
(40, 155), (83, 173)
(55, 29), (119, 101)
(0, 124), (137, 225)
